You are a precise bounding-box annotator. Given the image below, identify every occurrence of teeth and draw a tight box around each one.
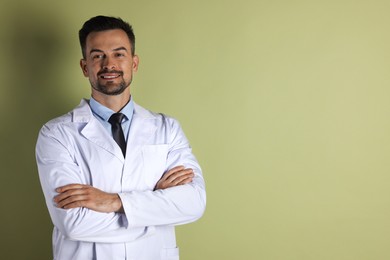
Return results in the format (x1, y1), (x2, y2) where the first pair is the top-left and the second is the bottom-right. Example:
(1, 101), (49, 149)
(101, 75), (118, 79)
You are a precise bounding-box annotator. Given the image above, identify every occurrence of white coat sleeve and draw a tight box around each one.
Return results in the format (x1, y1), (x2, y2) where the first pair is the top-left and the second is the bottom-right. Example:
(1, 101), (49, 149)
(118, 117), (206, 228)
(36, 125), (154, 243)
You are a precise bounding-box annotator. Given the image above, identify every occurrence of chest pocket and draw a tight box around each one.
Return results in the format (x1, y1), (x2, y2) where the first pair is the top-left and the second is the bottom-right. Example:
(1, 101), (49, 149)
(141, 144), (169, 189)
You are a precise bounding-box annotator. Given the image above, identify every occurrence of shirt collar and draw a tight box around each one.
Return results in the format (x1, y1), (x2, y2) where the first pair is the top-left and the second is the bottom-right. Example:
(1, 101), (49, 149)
(89, 96), (134, 122)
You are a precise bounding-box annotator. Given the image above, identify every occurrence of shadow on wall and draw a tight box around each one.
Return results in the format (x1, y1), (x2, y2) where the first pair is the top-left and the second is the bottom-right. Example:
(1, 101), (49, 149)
(0, 6), (72, 259)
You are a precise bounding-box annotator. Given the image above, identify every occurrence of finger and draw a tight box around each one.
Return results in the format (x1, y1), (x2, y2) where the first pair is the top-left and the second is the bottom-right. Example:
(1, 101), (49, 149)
(166, 169), (193, 183)
(54, 186), (89, 201)
(54, 187), (90, 203)
(163, 174), (193, 189)
(164, 173), (193, 188)
(161, 166), (186, 180)
(61, 200), (88, 209)
(166, 168), (193, 180)
(169, 165), (186, 172)
(56, 194), (89, 208)
(56, 184), (90, 193)
(171, 173), (194, 185)
(177, 176), (194, 185)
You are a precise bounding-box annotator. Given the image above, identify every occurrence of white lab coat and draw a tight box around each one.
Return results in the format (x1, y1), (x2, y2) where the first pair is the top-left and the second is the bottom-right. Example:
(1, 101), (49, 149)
(36, 99), (206, 260)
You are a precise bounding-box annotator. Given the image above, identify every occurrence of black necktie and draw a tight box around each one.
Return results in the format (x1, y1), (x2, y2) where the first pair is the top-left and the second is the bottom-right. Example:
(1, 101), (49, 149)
(108, 113), (126, 157)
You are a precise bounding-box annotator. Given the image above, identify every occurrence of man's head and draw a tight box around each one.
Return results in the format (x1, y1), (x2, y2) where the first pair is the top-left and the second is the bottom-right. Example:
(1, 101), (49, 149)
(79, 15), (135, 58)
(79, 16), (139, 99)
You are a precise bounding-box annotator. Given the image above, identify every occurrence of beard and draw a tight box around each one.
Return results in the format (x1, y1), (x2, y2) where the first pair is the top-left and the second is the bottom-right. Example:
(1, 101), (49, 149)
(91, 71), (132, 96)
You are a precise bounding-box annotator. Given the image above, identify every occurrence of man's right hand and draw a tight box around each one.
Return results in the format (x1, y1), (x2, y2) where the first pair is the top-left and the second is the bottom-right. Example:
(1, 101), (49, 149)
(154, 166), (194, 190)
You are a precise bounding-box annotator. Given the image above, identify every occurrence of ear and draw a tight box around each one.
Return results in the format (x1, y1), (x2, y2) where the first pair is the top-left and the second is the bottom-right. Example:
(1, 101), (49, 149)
(80, 59), (88, 77)
(132, 55), (139, 72)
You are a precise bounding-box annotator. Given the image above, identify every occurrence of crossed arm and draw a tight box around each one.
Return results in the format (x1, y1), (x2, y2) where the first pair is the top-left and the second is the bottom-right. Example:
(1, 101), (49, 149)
(37, 116), (206, 242)
(54, 166), (194, 213)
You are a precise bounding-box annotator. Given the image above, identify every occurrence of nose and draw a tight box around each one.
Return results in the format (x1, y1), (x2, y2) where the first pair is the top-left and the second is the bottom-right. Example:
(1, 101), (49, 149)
(102, 56), (116, 70)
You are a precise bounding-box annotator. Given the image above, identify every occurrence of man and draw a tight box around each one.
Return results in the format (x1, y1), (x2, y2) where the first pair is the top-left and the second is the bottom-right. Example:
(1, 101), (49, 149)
(36, 16), (206, 260)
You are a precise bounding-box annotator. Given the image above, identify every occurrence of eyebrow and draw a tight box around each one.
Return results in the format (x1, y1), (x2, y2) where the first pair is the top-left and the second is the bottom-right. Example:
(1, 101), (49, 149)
(89, 49), (103, 55)
(113, 47), (128, 52)
(89, 47), (128, 56)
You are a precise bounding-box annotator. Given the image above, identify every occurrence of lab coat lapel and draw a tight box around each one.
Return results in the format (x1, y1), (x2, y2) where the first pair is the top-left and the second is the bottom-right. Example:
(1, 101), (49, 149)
(73, 99), (124, 162)
(125, 103), (158, 159)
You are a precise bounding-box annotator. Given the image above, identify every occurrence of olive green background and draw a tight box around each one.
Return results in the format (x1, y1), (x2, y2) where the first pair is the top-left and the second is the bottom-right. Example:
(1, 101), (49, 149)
(1, 0), (390, 259)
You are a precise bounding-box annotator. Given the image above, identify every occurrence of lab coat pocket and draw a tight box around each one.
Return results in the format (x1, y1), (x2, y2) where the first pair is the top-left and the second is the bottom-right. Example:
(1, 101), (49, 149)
(142, 144), (169, 189)
(160, 247), (179, 260)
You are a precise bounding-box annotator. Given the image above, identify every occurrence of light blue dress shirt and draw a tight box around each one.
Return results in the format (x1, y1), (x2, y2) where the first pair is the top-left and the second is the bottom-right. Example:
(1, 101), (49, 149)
(89, 97), (134, 141)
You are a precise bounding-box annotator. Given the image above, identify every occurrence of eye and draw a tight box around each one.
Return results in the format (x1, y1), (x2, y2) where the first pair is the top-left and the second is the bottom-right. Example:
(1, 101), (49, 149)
(115, 52), (125, 57)
(92, 54), (104, 60)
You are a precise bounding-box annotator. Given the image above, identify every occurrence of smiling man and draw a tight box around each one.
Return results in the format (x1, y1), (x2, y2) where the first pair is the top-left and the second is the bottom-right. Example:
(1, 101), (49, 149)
(36, 16), (206, 260)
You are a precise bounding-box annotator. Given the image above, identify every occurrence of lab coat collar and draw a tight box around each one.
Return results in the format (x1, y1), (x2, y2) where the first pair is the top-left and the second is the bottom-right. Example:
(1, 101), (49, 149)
(72, 99), (158, 162)
(72, 99), (153, 121)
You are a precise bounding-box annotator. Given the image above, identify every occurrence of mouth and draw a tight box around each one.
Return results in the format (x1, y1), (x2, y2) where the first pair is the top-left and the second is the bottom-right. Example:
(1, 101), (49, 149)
(100, 73), (121, 79)
(98, 70), (123, 80)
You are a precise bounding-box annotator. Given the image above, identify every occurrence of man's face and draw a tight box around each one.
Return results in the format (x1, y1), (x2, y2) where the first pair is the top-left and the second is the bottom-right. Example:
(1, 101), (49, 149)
(80, 29), (139, 96)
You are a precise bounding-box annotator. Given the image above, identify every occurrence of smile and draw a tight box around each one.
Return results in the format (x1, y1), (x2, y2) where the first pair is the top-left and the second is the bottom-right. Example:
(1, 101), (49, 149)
(100, 74), (121, 79)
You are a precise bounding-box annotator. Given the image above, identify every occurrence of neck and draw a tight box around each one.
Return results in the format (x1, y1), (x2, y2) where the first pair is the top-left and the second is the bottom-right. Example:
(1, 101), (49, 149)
(91, 90), (131, 112)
